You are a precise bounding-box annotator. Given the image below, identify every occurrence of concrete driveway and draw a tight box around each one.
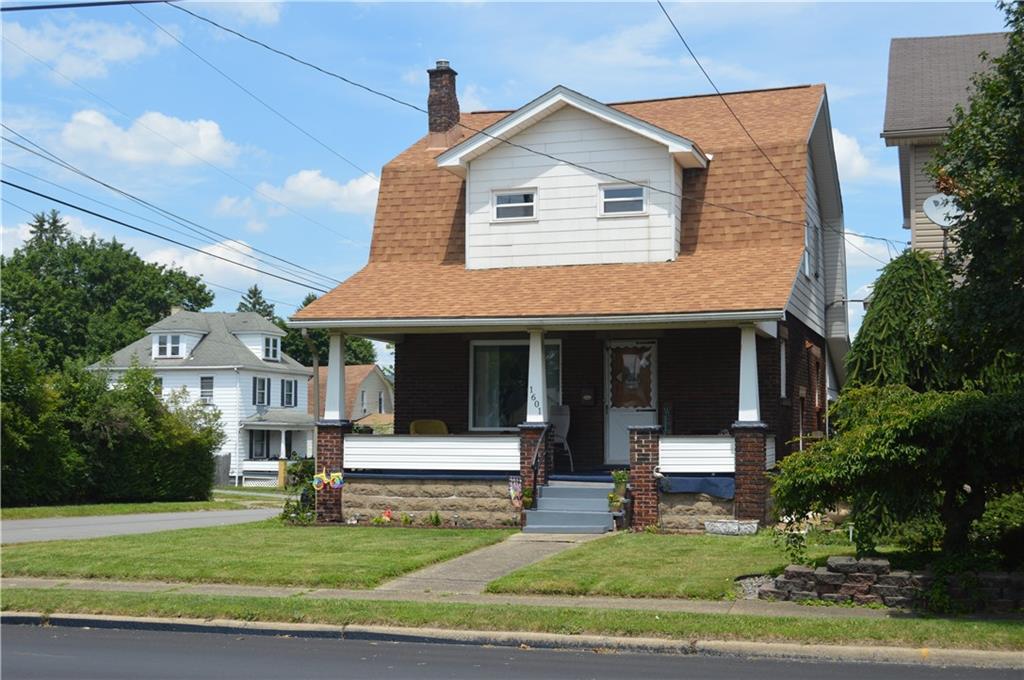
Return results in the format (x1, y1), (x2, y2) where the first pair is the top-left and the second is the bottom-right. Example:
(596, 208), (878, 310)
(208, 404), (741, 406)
(1, 508), (278, 544)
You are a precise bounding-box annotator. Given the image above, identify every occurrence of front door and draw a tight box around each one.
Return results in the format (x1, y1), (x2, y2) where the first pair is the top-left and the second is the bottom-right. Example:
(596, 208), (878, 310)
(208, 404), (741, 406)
(604, 340), (658, 465)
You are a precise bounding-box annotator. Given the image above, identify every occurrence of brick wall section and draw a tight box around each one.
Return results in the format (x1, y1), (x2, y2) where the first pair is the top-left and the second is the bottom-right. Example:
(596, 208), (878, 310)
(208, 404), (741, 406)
(629, 425), (661, 530)
(519, 423), (551, 493)
(732, 422), (768, 522)
(315, 421), (351, 523)
(394, 334), (469, 434)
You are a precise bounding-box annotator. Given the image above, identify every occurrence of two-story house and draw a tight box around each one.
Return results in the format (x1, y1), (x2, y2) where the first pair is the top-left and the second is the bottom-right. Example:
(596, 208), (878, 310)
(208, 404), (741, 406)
(882, 32), (1008, 257)
(290, 61), (849, 531)
(99, 310), (313, 486)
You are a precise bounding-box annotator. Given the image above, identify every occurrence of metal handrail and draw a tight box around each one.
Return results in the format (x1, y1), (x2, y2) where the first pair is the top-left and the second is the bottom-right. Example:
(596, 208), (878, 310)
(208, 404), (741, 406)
(529, 423), (552, 505)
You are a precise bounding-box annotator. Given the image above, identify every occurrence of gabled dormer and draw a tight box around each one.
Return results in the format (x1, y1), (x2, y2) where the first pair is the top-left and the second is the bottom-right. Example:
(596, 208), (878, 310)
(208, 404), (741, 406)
(146, 310), (207, 360)
(229, 313), (287, 363)
(434, 81), (709, 270)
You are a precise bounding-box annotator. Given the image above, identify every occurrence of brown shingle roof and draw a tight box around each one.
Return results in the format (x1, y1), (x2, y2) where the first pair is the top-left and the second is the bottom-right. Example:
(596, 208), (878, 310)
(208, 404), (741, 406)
(294, 85), (825, 323)
(307, 364), (376, 419)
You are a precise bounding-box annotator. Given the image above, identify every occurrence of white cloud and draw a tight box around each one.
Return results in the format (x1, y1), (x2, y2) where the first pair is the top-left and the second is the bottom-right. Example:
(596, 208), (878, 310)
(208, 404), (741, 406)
(256, 170), (379, 216)
(459, 84), (488, 112)
(2, 19), (170, 81)
(832, 128), (898, 184)
(195, 1), (282, 26)
(214, 195), (255, 218)
(844, 233), (893, 269)
(847, 283), (875, 337)
(1, 213), (96, 256)
(146, 239), (257, 288)
(61, 109), (240, 167)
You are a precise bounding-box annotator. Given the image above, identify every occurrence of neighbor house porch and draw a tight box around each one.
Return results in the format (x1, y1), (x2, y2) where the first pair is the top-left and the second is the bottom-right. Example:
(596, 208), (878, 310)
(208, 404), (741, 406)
(235, 408), (315, 487)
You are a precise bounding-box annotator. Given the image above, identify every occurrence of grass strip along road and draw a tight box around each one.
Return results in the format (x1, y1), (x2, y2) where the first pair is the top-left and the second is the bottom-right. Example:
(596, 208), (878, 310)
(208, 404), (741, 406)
(3, 588), (1021, 651)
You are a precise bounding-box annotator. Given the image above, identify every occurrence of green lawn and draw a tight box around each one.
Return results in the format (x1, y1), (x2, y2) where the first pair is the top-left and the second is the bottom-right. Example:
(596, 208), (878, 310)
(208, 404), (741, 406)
(4, 588), (1021, 651)
(1, 522), (514, 589)
(487, 532), (855, 599)
(0, 500), (246, 520)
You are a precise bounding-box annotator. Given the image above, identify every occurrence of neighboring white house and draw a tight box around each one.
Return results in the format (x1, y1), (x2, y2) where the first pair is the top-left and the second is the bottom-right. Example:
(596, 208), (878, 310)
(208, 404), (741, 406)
(97, 311), (313, 486)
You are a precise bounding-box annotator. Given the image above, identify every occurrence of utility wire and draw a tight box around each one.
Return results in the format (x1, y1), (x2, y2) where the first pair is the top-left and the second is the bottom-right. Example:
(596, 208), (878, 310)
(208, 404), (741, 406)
(2, 35), (368, 248)
(170, 1), (899, 264)
(656, 0), (893, 266)
(1, 0), (172, 12)
(132, 4), (377, 182)
(2, 125), (341, 288)
(2, 180), (331, 293)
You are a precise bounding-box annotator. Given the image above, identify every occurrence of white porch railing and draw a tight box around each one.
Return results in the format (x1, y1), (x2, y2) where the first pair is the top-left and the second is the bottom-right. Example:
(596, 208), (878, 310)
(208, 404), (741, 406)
(241, 459), (282, 473)
(344, 434), (520, 471)
(659, 435), (735, 473)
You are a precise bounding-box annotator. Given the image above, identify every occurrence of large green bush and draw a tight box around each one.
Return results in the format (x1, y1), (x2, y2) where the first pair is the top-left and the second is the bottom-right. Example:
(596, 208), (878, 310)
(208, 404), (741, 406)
(1, 352), (223, 506)
(972, 492), (1024, 569)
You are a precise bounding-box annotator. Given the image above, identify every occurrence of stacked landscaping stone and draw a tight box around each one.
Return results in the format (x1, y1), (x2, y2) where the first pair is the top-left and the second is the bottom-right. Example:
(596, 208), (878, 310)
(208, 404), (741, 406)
(759, 557), (924, 607)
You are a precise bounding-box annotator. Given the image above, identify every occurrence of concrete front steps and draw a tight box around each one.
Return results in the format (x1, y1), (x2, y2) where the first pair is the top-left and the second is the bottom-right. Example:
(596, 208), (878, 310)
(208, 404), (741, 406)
(524, 481), (615, 534)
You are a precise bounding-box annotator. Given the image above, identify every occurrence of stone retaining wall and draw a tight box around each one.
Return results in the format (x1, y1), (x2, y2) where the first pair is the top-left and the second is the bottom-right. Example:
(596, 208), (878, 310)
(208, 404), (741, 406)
(343, 478), (517, 528)
(659, 493), (733, 532)
(759, 556), (1024, 612)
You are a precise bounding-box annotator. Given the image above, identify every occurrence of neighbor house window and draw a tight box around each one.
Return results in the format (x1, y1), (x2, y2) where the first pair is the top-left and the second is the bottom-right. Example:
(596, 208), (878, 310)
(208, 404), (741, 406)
(803, 222), (815, 277)
(153, 376), (163, 398)
(601, 184), (645, 215)
(263, 337), (280, 361)
(360, 390), (366, 414)
(157, 334), (181, 357)
(280, 379), (297, 407)
(200, 376), (214, 404)
(378, 391), (384, 413)
(249, 430), (270, 459)
(494, 190), (535, 220)
(470, 341), (560, 430)
(252, 377), (270, 406)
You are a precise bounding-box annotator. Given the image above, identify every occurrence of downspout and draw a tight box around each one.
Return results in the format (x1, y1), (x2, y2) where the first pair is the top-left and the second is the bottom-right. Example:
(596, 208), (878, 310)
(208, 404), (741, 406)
(234, 367), (241, 486)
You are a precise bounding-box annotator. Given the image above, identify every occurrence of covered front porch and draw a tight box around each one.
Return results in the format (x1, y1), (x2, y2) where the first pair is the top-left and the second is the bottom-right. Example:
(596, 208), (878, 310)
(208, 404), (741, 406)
(235, 409), (315, 487)
(305, 314), (796, 526)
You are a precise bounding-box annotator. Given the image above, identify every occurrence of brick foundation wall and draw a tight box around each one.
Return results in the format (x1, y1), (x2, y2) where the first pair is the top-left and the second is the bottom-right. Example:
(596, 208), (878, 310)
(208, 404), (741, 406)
(520, 423), (551, 493)
(628, 425), (661, 530)
(343, 477), (517, 528)
(315, 422), (350, 523)
(732, 423), (768, 522)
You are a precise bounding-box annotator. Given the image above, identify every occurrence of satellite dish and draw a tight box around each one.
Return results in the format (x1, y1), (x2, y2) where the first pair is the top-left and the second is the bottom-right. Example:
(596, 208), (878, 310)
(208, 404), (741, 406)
(923, 193), (963, 229)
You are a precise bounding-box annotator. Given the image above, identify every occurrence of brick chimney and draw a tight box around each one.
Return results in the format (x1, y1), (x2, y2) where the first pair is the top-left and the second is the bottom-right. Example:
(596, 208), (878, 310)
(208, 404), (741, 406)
(427, 59), (461, 148)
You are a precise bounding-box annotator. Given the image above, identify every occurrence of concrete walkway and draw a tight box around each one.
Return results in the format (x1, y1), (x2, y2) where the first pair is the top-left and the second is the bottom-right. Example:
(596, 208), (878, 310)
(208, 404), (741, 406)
(1, 576), (904, 620)
(1, 509), (278, 544)
(376, 533), (602, 594)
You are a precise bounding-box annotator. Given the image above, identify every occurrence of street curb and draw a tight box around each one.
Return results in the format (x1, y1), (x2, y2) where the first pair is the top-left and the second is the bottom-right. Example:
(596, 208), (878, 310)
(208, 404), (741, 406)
(3, 612), (1022, 669)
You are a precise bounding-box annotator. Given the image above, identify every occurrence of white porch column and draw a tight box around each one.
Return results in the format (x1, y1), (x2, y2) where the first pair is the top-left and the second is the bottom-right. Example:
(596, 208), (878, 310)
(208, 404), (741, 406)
(279, 430), (287, 459)
(323, 332), (347, 421)
(737, 325), (761, 422)
(526, 329), (548, 423)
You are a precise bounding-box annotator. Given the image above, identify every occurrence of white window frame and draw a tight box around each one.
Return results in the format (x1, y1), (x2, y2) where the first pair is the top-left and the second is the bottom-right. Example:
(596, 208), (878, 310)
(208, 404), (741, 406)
(253, 376), (270, 406)
(200, 376), (214, 404)
(281, 379), (297, 408)
(263, 336), (280, 361)
(492, 189), (537, 222)
(468, 339), (562, 432)
(599, 183), (647, 217)
(157, 334), (182, 358)
(803, 222), (814, 278)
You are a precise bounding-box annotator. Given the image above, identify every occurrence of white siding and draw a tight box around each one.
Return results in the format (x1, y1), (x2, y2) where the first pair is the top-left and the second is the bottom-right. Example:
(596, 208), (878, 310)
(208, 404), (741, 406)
(786, 153), (827, 337)
(344, 435), (519, 471)
(909, 144), (947, 257)
(351, 369), (394, 419)
(465, 106), (681, 269)
(235, 332), (280, 361)
(150, 332), (203, 360)
(659, 435), (735, 473)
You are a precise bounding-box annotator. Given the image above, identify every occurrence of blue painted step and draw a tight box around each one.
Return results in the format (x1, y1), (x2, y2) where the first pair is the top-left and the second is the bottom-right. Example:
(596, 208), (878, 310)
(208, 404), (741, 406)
(524, 481), (616, 534)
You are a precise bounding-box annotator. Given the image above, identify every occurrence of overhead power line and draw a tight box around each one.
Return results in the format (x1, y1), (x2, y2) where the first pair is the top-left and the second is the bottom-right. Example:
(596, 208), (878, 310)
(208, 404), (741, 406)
(2, 179), (331, 294)
(1, 35), (369, 249)
(170, 2), (901, 264)
(1, 125), (340, 288)
(132, 5), (378, 182)
(1, 0), (172, 12)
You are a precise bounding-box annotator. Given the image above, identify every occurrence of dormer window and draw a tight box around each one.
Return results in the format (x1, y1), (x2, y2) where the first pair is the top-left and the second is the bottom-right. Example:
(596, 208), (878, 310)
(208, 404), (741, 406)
(600, 185), (645, 215)
(494, 190), (535, 221)
(263, 337), (280, 361)
(157, 334), (181, 358)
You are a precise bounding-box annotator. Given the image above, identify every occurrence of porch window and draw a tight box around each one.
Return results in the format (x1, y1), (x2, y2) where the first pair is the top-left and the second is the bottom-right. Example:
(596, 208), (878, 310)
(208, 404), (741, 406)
(253, 377), (270, 406)
(494, 190), (535, 220)
(470, 340), (560, 430)
(280, 379), (297, 407)
(249, 430), (270, 459)
(600, 184), (645, 215)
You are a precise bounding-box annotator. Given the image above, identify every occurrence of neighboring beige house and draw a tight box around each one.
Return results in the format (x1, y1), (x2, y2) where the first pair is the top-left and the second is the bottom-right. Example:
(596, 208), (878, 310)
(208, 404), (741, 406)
(882, 32), (1007, 257)
(308, 364), (394, 427)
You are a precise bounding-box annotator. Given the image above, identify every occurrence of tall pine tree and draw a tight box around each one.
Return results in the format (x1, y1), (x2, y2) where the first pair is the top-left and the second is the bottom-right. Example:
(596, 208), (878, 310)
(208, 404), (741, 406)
(236, 284), (276, 320)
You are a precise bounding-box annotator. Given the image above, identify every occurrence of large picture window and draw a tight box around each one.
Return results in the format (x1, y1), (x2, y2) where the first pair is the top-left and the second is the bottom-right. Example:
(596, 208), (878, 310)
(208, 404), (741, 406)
(470, 341), (560, 430)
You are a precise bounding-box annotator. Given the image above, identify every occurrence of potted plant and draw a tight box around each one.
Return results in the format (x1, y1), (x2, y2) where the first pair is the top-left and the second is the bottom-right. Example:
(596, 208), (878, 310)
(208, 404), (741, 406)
(521, 487), (534, 510)
(608, 492), (623, 512)
(611, 469), (629, 497)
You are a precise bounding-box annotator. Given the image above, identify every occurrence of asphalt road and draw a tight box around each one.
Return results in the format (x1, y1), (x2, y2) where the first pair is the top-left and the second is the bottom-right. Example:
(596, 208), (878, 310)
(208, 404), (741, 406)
(2, 625), (1017, 680)
(0, 509), (278, 544)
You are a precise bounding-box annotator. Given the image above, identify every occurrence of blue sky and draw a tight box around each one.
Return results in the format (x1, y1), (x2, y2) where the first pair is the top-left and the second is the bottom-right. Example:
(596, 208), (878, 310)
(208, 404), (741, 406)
(1, 1), (1007, 367)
